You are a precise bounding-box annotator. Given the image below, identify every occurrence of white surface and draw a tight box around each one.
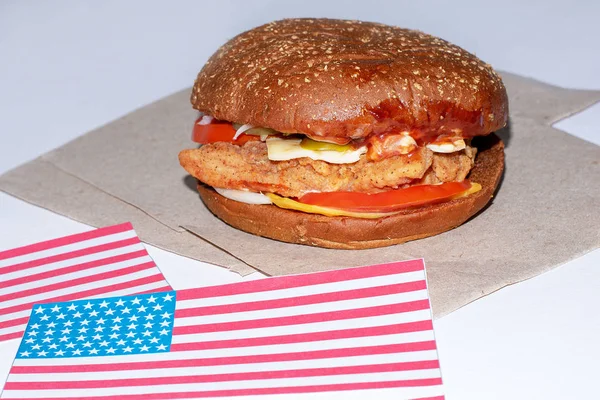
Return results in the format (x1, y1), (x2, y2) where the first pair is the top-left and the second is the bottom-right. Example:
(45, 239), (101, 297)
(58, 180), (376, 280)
(0, 1), (599, 399)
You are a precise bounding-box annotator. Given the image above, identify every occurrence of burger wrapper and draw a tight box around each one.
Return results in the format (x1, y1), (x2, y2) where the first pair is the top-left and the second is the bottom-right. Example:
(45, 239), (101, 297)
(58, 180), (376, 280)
(1, 72), (599, 317)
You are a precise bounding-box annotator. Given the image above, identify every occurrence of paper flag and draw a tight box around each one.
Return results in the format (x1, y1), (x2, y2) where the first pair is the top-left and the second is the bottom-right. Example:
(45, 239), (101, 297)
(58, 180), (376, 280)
(0, 223), (172, 342)
(1, 260), (444, 399)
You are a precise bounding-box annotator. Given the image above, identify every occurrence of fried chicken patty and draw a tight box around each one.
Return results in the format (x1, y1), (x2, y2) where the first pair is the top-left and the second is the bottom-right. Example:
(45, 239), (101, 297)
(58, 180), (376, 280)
(179, 141), (476, 198)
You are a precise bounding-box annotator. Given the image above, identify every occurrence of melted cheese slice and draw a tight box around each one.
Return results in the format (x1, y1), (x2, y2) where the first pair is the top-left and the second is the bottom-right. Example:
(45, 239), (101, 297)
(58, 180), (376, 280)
(266, 137), (367, 164)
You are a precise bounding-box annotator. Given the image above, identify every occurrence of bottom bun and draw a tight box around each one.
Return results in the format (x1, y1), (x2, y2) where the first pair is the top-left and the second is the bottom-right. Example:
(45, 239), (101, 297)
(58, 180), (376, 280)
(197, 134), (504, 250)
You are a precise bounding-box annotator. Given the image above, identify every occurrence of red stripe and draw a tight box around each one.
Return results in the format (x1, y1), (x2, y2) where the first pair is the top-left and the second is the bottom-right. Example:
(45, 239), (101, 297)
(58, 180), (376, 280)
(0, 331), (23, 342)
(171, 320), (433, 352)
(412, 397), (445, 400)
(0, 223), (132, 261)
(11, 341), (438, 374)
(176, 260), (424, 301)
(0, 262), (156, 304)
(0, 237), (141, 276)
(6, 360), (440, 390)
(1, 250), (148, 290)
(0, 315), (29, 329)
(173, 300), (430, 335)
(0, 379), (443, 399)
(0, 274), (166, 316)
(176, 280), (427, 319)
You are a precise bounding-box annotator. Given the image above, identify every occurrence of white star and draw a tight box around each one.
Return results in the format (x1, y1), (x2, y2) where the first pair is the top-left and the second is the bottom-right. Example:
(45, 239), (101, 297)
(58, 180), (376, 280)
(55, 350), (65, 356)
(105, 309), (115, 316)
(131, 297), (141, 305)
(96, 318), (106, 325)
(99, 340), (110, 347)
(30, 323), (40, 330)
(42, 337), (52, 343)
(127, 323), (137, 330)
(89, 310), (99, 317)
(122, 346), (133, 353)
(50, 305), (61, 313)
(115, 339), (126, 346)
(83, 302), (93, 310)
(137, 305), (147, 313)
(111, 325), (121, 332)
(92, 334), (102, 341)
(82, 341), (92, 348)
(72, 349), (82, 356)
(59, 336), (69, 343)
(34, 306), (45, 314)
(46, 322), (56, 328)
(125, 331), (136, 338)
(120, 307), (131, 315)
(159, 329), (169, 336)
(94, 326), (104, 333)
(80, 319), (90, 326)
(67, 303), (77, 312)
(56, 313), (66, 320)
(133, 338), (143, 345)
(139, 345), (150, 352)
(25, 338), (35, 344)
(65, 342), (75, 349)
(142, 330), (152, 337)
(162, 293), (174, 302)
(31, 344), (41, 350)
(156, 344), (167, 351)
(40, 314), (50, 321)
(48, 343), (58, 350)
(144, 314), (155, 321)
(88, 348), (99, 355)
(109, 333), (120, 340)
(37, 350), (48, 357)
(98, 300), (109, 308)
(143, 322), (153, 329)
(44, 329), (54, 336)
(161, 312), (171, 319)
(20, 351), (31, 357)
(113, 316), (123, 323)
(106, 347), (116, 354)
(76, 334), (86, 342)
(60, 327), (71, 335)
(78, 327), (88, 334)
(63, 320), (74, 327)
(160, 320), (170, 327)
(72, 311), (82, 319)
(28, 330), (38, 337)
(147, 295), (157, 304)
(152, 304), (163, 311)
(149, 337), (159, 344)
(128, 315), (139, 322)
(115, 299), (125, 307)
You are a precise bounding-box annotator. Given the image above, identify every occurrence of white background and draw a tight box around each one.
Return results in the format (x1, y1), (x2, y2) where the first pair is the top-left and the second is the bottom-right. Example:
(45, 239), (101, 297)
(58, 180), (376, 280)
(1, 1), (599, 399)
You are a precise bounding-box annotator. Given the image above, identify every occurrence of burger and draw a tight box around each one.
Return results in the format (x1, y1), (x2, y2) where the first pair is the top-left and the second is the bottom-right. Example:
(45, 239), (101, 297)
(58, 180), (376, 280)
(179, 18), (507, 249)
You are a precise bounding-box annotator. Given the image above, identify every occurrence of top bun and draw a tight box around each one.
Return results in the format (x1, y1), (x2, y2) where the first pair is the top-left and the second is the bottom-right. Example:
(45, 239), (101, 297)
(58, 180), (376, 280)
(191, 18), (508, 142)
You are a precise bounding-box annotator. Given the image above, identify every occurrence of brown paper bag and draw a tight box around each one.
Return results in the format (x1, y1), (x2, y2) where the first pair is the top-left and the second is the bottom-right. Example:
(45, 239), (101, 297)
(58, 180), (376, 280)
(2, 72), (599, 317)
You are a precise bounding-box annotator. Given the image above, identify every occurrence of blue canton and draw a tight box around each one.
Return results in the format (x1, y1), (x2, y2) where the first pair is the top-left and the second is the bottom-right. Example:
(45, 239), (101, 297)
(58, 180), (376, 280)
(17, 291), (176, 359)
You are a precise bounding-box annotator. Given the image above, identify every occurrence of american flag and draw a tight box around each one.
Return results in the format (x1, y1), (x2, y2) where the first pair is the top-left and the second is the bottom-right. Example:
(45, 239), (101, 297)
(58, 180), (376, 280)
(0, 223), (172, 342)
(1, 260), (444, 400)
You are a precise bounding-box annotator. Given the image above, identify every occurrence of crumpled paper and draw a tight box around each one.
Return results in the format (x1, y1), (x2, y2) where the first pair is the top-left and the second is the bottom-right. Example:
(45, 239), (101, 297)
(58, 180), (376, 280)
(1, 72), (599, 317)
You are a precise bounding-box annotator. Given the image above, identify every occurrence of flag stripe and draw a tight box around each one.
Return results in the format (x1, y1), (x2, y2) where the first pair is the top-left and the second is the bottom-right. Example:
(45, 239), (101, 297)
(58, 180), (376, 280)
(9, 341), (437, 374)
(0, 223), (132, 262)
(0, 379), (443, 399)
(0, 237), (141, 275)
(171, 320), (433, 352)
(0, 316), (29, 330)
(0, 251), (149, 290)
(176, 260), (424, 301)
(175, 280), (427, 319)
(173, 300), (430, 335)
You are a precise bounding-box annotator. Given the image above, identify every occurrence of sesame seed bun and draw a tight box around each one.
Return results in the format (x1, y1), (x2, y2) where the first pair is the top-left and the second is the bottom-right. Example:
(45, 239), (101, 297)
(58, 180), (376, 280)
(191, 18), (508, 142)
(196, 134), (504, 250)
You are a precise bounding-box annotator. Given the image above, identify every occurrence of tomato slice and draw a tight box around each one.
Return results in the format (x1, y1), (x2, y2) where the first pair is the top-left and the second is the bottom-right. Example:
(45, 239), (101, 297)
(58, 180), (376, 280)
(298, 181), (475, 212)
(192, 118), (260, 145)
